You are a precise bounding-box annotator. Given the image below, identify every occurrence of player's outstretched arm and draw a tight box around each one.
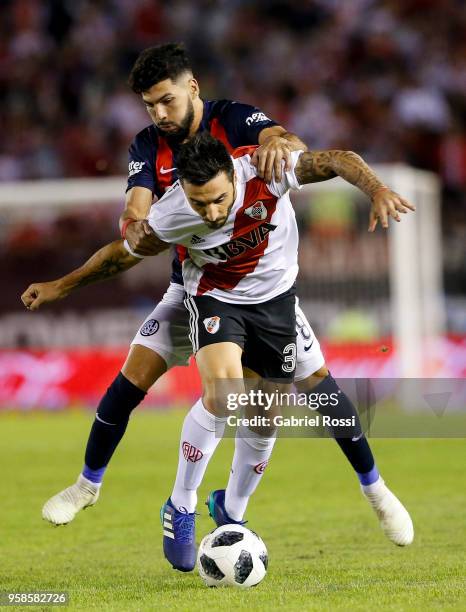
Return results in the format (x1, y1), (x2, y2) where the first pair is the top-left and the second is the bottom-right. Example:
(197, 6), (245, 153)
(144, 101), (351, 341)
(21, 240), (142, 311)
(294, 150), (416, 231)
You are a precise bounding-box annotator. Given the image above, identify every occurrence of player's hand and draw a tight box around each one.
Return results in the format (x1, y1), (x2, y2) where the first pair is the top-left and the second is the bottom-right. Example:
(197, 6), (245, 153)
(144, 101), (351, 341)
(125, 220), (169, 256)
(368, 188), (416, 232)
(251, 136), (292, 183)
(21, 281), (70, 311)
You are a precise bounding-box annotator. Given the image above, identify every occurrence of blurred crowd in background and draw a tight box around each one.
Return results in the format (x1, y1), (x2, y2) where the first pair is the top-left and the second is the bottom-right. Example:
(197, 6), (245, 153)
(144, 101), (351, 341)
(2, 0), (465, 181)
(1, 0), (465, 338)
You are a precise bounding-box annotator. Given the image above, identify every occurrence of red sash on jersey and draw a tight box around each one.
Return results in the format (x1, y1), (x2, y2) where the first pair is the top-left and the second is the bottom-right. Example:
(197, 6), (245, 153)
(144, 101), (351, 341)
(196, 177), (278, 295)
(156, 137), (260, 275)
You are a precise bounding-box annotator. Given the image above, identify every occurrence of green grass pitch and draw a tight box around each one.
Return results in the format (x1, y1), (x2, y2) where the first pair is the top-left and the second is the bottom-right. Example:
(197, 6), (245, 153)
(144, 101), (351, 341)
(1, 410), (465, 611)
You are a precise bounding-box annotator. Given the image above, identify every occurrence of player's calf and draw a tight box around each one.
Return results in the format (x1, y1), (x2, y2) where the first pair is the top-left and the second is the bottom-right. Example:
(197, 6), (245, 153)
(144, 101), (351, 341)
(299, 373), (413, 546)
(223, 424), (276, 522)
(83, 372), (147, 483)
(298, 373), (378, 484)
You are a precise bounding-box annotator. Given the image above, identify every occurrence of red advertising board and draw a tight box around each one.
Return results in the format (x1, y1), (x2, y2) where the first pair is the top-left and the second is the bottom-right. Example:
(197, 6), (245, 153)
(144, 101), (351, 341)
(0, 337), (465, 410)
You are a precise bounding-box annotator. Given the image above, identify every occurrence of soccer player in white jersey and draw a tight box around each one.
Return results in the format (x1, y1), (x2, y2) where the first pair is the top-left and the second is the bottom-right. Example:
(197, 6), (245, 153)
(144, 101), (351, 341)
(23, 133), (415, 571)
(24, 45), (410, 556)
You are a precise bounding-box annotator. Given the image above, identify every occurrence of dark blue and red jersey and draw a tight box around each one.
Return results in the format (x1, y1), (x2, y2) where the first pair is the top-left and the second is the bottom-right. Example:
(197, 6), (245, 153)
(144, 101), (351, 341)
(126, 99), (278, 284)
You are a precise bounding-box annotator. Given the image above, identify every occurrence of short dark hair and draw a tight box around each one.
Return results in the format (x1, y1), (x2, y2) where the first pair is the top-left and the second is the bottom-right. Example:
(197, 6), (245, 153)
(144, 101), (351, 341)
(177, 132), (234, 186)
(128, 43), (192, 93)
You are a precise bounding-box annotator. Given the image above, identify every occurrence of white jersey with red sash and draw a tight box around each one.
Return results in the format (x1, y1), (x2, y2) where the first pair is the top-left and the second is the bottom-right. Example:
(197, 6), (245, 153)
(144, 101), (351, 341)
(141, 147), (302, 305)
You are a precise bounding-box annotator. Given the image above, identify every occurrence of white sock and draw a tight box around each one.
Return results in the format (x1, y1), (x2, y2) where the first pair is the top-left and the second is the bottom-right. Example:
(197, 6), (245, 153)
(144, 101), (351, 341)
(224, 425), (276, 521)
(171, 398), (226, 513)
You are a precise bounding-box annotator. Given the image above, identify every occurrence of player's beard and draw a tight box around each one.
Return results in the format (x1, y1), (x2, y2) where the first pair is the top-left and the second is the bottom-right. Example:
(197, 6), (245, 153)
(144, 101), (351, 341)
(158, 98), (195, 145)
(205, 216), (229, 229)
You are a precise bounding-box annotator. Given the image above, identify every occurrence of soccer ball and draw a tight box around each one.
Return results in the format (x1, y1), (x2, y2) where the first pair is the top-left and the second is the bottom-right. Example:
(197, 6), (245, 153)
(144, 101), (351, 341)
(197, 524), (268, 588)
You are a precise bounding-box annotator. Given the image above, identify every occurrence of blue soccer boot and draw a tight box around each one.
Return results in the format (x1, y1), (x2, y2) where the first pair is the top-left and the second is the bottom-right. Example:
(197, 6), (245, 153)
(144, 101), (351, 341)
(205, 489), (246, 527)
(160, 498), (197, 572)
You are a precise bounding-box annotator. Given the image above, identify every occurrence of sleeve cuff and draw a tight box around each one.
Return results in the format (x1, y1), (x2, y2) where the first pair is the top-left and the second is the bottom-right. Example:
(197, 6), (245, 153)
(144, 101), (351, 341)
(123, 240), (144, 259)
(285, 150), (304, 191)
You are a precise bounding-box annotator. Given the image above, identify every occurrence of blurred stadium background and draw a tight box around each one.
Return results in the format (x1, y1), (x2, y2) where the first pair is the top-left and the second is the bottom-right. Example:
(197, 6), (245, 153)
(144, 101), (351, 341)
(1, 0), (465, 411)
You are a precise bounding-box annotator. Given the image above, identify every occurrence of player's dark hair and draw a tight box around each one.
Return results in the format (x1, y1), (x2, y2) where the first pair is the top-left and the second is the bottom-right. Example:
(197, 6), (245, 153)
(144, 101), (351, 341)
(177, 132), (234, 186)
(128, 43), (192, 93)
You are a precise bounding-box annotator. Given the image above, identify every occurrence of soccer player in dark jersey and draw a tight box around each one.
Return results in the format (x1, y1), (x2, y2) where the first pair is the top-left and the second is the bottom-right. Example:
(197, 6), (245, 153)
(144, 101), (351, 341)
(23, 44), (413, 556)
(23, 134), (415, 572)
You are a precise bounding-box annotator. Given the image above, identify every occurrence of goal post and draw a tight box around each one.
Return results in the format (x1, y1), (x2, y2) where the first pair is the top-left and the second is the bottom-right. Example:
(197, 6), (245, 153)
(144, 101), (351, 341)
(298, 164), (444, 377)
(384, 165), (445, 377)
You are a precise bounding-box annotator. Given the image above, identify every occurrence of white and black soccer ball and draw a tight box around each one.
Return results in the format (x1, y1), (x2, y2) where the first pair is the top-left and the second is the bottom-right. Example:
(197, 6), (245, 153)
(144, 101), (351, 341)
(197, 524), (268, 588)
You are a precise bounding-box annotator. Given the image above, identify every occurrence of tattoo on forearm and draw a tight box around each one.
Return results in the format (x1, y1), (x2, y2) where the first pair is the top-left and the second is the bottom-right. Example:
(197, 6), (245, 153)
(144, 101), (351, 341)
(296, 150), (385, 196)
(295, 151), (337, 184)
(330, 151), (385, 196)
(75, 251), (136, 288)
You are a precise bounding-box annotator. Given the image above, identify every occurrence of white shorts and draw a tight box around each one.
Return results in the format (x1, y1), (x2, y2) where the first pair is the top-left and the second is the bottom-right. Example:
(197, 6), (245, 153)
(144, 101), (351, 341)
(131, 283), (325, 380)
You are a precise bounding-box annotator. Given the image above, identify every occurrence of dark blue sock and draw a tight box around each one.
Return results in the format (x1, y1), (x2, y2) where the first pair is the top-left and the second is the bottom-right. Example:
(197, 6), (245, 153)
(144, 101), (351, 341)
(307, 374), (378, 484)
(83, 372), (146, 483)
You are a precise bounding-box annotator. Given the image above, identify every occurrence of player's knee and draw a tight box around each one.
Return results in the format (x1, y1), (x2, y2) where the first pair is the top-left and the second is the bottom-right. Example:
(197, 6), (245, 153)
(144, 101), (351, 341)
(301, 373), (363, 438)
(199, 367), (245, 417)
(313, 365), (330, 378)
(202, 393), (229, 418)
(122, 370), (155, 392)
(202, 376), (244, 417)
(121, 345), (167, 392)
(295, 364), (329, 392)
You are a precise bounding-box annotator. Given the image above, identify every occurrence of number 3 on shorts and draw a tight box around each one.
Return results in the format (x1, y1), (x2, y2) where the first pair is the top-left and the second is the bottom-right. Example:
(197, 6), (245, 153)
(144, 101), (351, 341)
(282, 342), (297, 373)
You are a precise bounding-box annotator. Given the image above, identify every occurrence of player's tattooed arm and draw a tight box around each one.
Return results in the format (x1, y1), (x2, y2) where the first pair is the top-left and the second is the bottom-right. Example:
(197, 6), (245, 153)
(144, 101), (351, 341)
(295, 150), (416, 231)
(295, 150), (385, 191)
(254, 126), (308, 183)
(71, 240), (142, 288)
(21, 240), (142, 311)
